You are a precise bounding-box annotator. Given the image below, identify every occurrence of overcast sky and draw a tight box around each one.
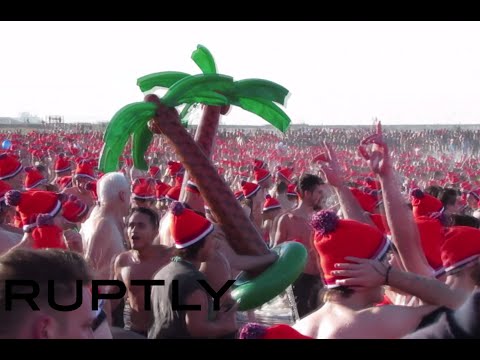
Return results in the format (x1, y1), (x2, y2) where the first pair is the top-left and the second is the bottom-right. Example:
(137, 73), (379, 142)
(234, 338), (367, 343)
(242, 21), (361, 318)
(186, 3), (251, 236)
(1, 21), (480, 126)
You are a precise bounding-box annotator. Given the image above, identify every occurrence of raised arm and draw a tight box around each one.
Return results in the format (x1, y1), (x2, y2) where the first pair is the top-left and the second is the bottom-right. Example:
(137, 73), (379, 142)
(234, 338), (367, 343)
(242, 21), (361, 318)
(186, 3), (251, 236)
(316, 143), (374, 225)
(360, 123), (432, 277)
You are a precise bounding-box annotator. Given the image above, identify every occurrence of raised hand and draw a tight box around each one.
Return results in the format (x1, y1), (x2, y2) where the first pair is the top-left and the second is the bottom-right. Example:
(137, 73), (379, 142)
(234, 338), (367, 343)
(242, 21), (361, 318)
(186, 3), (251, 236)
(358, 121), (391, 176)
(313, 142), (345, 188)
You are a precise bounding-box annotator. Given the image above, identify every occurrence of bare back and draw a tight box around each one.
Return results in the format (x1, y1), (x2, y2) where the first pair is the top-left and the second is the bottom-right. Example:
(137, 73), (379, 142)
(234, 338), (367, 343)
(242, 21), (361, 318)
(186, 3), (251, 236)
(82, 211), (126, 280)
(275, 209), (319, 276)
(294, 302), (437, 339)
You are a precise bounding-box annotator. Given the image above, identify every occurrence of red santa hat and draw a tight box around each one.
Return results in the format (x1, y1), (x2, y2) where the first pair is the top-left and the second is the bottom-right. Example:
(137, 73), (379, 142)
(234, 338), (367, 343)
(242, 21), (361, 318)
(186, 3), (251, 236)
(254, 168), (271, 184)
(276, 167), (293, 183)
(287, 184), (298, 198)
(148, 166), (160, 178)
(74, 160), (96, 180)
(31, 214), (66, 250)
(155, 181), (171, 201)
(5, 190), (63, 231)
(241, 181), (261, 199)
(169, 201), (214, 249)
(370, 213), (391, 235)
(239, 323), (312, 339)
(175, 173), (184, 187)
(234, 190), (245, 201)
(167, 161), (184, 177)
(0, 180), (12, 204)
(350, 188), (378, 214)
(254, 159), (267, 170)
(441, 226), (480, 274)
(262, 194), (281, 213)
(165, 185), (181, 202)
(24, 166), (47, 190)
(410, 189), (444, 218)
(61, 195), (89, 223)
(54, 153), (72, 174)
(56, 176), (73, 191)
(415, 217), (446, 275)
(131, 178), (156, 200)
(312, 210), (390, 288)
(0, 153), (23, 181)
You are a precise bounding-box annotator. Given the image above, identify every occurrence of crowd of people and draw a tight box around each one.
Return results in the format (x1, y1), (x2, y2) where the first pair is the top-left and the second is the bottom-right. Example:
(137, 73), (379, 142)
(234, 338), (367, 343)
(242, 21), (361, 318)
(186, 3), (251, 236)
(0, 121), (480, 339)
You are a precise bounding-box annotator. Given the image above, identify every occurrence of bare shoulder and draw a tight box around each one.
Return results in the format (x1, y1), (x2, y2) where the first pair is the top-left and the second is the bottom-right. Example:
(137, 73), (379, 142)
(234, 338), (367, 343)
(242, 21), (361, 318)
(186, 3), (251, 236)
(114, 251), (135, 269)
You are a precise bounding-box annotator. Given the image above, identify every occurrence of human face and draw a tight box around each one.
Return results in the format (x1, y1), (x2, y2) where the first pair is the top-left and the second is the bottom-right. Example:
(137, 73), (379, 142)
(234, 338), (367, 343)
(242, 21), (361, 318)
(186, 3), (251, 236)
(305, 184), (325, 210)
(54, 287), (95, 339)
(75, 176), (90, 192)
(34, 286), (95, 339)
(127, 211), (157, 251)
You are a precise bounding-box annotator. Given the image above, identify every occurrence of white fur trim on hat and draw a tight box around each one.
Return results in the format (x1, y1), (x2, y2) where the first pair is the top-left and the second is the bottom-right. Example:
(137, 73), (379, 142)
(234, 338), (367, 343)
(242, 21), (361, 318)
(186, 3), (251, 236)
(175, 223), (214, 249)
(0, 164), (23, 181)
(25, 178), (47, 191)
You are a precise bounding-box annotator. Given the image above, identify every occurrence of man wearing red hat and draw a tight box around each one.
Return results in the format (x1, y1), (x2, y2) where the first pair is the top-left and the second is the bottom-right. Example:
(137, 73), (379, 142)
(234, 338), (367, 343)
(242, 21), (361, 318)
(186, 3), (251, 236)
(149, 201), (238, 339)
(63, 160), (96, 209)
(112, 207), (173, 337)
(292, 210), (440, 339)
(131, 178), (156, 210)
(261, 194), (282, 247)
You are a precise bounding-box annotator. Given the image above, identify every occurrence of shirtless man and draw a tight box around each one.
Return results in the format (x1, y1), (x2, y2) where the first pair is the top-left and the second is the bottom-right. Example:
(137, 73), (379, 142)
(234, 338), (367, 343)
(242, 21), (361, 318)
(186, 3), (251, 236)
(113, 207), (173, 337)
(274, 173), (326, 317)
(274, 143), (374, 317)
(82, 172), (130, 281)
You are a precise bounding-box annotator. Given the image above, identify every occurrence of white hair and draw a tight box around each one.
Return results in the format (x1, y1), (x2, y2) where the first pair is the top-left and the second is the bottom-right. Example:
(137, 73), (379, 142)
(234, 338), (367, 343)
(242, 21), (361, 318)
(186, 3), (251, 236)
(97, 172), (130, 204)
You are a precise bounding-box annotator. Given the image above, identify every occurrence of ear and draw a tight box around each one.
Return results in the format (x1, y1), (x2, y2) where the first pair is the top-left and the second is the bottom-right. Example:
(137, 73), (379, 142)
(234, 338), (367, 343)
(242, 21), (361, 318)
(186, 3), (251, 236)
(32, 314), (55, 339)
(119, 191), (126, 203)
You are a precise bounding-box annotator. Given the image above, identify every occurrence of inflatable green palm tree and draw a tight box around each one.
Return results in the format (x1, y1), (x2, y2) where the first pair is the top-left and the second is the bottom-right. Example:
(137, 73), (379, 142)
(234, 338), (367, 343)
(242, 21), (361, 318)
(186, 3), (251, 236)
(99, 45), (292, 173)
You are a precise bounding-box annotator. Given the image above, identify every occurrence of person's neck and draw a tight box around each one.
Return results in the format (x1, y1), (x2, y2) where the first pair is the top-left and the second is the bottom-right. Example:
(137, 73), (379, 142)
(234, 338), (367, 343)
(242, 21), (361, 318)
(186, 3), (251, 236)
(98, 202), (125, 222)
(295, 201), (314, 217)
(181, 256), (202, 270)
(136, 244), (156, 261)
(446, 273), (476, 295)
(327, 290), (376, 311)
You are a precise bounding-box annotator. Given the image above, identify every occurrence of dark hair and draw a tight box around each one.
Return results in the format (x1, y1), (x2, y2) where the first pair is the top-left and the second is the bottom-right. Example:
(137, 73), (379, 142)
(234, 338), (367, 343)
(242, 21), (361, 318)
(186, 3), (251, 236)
(297, 174), (324, 195)
(129, 207), (159, 229)
(321, 286), (355, 303)
(425, 185), (443, 199)
(173, 237), (207, 261)
(276, 181), (287, 194)
(451, 214), (480, 229)
(440, 188), (458, 207)
(0, 249), (92, 337)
